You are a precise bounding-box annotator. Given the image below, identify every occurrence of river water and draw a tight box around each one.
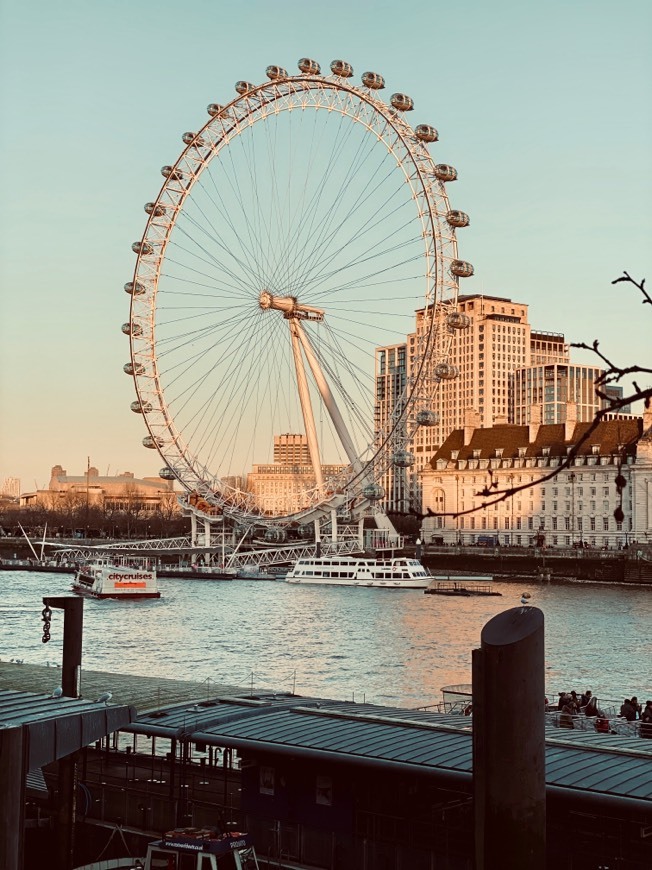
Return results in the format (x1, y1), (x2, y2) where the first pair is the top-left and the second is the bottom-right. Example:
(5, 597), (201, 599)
(1, 570), (650, 708)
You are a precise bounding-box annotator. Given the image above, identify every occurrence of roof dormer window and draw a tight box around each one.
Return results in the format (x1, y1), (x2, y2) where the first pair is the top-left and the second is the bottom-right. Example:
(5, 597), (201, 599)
(472, 449), (481, 459)
(518, 446), (527, 457)
(591, 445), (600, 455)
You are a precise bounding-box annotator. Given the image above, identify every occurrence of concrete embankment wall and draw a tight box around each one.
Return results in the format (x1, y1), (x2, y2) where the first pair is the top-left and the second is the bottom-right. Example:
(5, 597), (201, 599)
(420, 548), (652, 585)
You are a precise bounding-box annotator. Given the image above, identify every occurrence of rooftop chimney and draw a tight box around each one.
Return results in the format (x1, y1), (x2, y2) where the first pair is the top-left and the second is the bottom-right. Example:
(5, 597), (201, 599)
(564, 401), (578, 442)
(464, 408), (482, 446)
(528, 404), (542, 443)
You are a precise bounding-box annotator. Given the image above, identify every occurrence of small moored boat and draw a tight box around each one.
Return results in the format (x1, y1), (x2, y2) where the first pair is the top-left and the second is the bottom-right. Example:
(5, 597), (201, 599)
(72, 554), (160, 599)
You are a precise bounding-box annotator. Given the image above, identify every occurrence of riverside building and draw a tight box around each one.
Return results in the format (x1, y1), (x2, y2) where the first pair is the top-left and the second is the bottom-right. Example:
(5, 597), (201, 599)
(420, 405), (652, 549)
(376, 293), (627, 515)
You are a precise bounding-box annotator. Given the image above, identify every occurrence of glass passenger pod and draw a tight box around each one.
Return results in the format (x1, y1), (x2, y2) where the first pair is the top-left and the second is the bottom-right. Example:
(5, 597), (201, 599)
(182, 131), (206, 147)
(264, 527), (287, 543)
(144, 202), (166, 217)
(415, 124), (438, 143)
(143, 435), (164, 449)
(122, 322), (143, 337)
(434, 363), (459, 380)
(361, 71), (385, 89)
(266, 65), (288, 80)
(130, 399), (153, 413)
(450, 259), (474, 278)
(446, 209), (470, 228)
(131, 241), (153, 255)
(390, 93), (414, 111)
(446, 311), (471, 329)
(392, 450), (415, 468)
(159, 467), (177, 480)
(124, 281), (146, 295)
(123, 362), (145, 376)
(298, 57), (321, 75)
(330, 59), (353, 77)
(416, 409), (440, 427)
(362, 483), (385, 500)
(207, 103), (225, 116)
(235, 80), (256, 95)
(433, 164), (458, 182)
(161, 165), (184, 181)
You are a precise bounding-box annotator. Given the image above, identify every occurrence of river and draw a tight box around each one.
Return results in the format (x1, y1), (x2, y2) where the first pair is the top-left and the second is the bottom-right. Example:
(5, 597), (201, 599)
(1, 570), (650, 708)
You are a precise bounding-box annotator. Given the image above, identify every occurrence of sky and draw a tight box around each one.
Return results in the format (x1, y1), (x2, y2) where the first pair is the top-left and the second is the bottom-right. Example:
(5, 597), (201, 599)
(1, 0), (650, 492)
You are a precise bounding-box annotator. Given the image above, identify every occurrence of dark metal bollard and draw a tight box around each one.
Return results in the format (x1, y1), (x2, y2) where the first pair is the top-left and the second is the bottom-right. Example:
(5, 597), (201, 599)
(473, 605), (546, 869)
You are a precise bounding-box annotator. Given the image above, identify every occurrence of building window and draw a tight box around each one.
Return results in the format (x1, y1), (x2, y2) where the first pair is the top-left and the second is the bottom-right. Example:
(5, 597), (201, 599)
(603, 517), (609, 531)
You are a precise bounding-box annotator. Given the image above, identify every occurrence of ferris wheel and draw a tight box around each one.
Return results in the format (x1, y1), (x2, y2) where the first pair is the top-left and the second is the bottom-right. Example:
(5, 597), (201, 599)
(123, 58), (472, 526)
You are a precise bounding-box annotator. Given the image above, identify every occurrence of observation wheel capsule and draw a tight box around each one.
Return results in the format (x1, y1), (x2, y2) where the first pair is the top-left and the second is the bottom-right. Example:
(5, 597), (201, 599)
(264, 527), (287, 543)
(130, 399), (152, 413)
(446, 210), (470, 228)
(362, 483), (385, 501)
(143, 435), (164, 449)
(124, 281), (145, 295)
(434, 363), (459, 380)
(122, 322), (143, 337)
(207, 103), (224, 116)
(161, 165), (184, 181)
(298, 57), (321, 75)
(416, 409), (440, 427)
(235, 80), (255, 95)
(446, 311), (471, 329)
(182, 132), (206, 147)
(361, 71), (385, 89)
(415, 124), (438, 142)
(450, 260), (474, 278)
(144, 202), (166, 217)
(159, 467), (177, 480)
(434, 164), (458, 182)
(330, 59), (353, 77)
(123, 362), (145, 376)
(390, 93), (414, 111)
(266, 65), (288, 80)
(392, 449), (415, 468)
(131, 241), (153, 255)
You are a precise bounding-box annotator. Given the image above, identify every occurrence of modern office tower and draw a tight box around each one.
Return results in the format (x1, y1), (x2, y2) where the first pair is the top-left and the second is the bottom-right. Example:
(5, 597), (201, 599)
(530, 331), (569, 366)
(1, 477), (20, 498)
(248, 434), (346, 516)
(273, 434), (311, 465)
(511, 363), (605, 425)
(378, 294), (536, 510)
(375, 344), (408, 511)
(510, 365), (634, 425)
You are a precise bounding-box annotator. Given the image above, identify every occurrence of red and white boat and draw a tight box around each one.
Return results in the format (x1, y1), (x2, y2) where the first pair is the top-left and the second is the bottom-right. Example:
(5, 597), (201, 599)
(72, 554), (160, 599)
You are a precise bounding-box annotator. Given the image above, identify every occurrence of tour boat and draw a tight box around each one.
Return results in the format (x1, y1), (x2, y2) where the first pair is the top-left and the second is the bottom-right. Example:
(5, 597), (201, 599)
(72, 554), (161, 599)
(285, 555), (432, 588)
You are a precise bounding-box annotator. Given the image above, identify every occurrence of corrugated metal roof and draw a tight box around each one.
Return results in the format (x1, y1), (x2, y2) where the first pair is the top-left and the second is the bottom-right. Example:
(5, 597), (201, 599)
(126, 694), (652, 806)
(0, 689), (136, 768)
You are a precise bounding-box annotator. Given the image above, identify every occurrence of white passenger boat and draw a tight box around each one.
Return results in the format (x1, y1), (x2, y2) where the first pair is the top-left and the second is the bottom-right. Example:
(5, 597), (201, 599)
(285, 556), (431, 588)
(72, 555), (161, 599)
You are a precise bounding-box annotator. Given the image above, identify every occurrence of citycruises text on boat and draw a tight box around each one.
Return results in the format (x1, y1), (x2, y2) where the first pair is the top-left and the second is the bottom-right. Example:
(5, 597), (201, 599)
(285, 556), (432, 588)
(72, 554), (161, 599)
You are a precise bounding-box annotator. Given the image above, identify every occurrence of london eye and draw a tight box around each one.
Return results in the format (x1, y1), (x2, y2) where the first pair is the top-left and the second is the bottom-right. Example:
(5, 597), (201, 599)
(123, 58), (472, 529)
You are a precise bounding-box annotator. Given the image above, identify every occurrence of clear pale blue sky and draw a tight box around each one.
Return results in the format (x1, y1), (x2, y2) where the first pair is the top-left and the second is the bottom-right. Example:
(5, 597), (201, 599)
(1, 0), (650, 490)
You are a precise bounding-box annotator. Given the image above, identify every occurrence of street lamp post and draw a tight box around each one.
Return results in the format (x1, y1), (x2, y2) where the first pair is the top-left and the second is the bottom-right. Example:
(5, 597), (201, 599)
(569, 471), (576, 549)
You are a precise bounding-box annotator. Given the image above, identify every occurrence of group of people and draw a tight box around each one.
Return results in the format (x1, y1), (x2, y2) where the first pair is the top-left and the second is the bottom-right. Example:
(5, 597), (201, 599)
(553, 690), (652, 737)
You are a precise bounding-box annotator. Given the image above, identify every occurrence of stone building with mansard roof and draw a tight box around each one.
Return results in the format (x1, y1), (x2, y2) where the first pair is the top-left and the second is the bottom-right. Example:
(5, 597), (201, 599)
(421, 404), (652, 550)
